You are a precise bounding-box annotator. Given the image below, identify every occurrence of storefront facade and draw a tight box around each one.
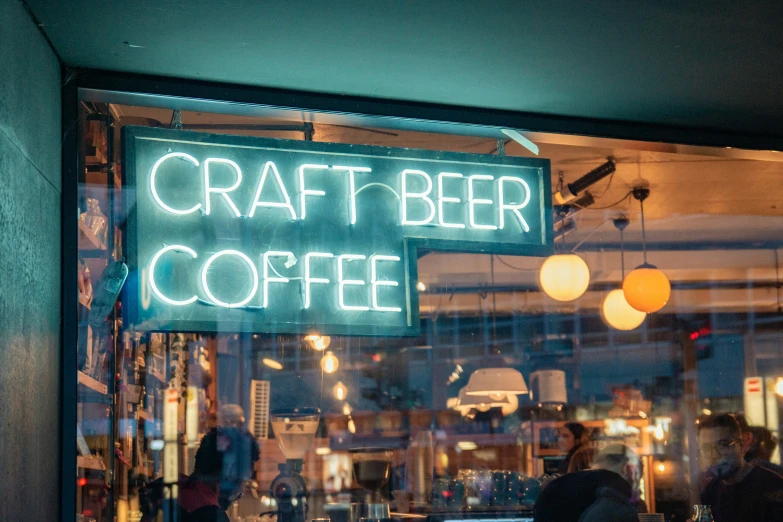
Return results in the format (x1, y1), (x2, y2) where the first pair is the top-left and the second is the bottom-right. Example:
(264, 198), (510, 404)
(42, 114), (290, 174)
(4, 2), (783, 522)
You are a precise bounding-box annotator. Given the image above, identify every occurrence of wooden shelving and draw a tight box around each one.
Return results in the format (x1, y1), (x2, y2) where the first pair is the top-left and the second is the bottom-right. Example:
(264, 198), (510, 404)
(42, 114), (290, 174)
(77, 455), (106, 470)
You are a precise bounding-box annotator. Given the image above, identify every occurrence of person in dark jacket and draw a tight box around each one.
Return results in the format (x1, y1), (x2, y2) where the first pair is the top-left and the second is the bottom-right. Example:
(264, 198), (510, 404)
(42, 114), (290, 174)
(534, 443), (641, 522)
(141, 427), (260, 522)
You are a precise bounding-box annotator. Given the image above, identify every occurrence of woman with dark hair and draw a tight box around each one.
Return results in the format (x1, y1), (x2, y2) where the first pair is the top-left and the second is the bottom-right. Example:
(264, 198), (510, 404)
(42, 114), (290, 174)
(558, 422), (590, 474)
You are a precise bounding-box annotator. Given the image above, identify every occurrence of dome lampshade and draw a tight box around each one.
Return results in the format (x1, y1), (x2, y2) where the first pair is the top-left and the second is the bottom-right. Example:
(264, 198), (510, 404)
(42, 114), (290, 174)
(464, 368), (528, 398)
(602, 289), (646, 331)
(539, 254), (591, 302)
(622, 263), (671, 313)
(455, 386), (511, 413)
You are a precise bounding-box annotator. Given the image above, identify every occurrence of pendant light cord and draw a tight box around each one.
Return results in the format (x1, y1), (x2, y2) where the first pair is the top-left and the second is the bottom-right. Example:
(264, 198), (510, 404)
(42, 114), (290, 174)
(620, 228), (626, 278)
(640, 198), (648, 264)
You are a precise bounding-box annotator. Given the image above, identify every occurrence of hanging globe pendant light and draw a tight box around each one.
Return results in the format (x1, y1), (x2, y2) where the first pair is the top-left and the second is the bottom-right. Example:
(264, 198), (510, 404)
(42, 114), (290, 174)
(539, 253), (590, 302)
(622, 184), (671, 313)
(603, 288), (646, 330)
(602, 217), (646, 330)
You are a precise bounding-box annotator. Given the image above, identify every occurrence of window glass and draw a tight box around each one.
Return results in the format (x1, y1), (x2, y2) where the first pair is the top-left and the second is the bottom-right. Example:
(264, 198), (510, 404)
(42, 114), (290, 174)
(74, 96), (783, 522)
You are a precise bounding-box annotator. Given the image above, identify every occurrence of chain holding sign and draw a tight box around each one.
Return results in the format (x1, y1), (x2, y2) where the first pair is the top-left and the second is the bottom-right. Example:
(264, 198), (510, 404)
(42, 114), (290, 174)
(123, 127), (552, 336)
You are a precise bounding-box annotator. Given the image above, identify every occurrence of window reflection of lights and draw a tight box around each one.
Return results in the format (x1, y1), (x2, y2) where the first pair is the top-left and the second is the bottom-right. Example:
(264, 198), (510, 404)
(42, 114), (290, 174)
(416, 281), (427, 292)
(457, 441), (478, 451)
(654, 425), (665, 441)
(333, 381), (348, 401)
(342, 403), (352, 416)
(306, 334), (331, 351)
(315, 447), (332, 456)
(702, 408), (712, 416)
(776, 377), (783, 397)
(347, 419), (356, 433)
(263, 358), (283, 370)
(321, 351), (339, 373)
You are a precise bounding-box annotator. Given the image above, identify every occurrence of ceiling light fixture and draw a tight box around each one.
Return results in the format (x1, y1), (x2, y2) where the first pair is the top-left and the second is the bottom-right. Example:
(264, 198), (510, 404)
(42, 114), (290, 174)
(622, 182), (671, 313)
(464, 368), (528, 399)
(539, 253), (591, 302)
(602, 216), (646, 330)
(305, 334), (331, 351)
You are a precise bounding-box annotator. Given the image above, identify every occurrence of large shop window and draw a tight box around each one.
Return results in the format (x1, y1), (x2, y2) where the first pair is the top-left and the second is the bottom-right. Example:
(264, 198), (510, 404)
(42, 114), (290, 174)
(73, 96), (783, 522)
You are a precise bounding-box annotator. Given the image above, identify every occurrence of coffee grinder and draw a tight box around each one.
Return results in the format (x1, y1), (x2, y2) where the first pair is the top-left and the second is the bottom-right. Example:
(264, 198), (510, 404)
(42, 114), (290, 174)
(270, 408), (320, 522)
(350, 448), (393, 520)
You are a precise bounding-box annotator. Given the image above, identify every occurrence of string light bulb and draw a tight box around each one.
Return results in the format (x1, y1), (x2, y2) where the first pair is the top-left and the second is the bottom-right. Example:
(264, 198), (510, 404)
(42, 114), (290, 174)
(333, 381), (347, 401)
(321, 351), (339, 373)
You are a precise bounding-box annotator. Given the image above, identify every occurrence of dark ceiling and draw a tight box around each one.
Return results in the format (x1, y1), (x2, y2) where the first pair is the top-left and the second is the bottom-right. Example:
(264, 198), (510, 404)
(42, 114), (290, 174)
(25, 0), (783, 139)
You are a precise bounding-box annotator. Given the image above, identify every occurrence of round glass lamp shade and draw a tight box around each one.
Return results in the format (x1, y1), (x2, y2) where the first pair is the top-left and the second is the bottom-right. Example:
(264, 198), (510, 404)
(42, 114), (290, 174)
(464, 368), (528, 398)
(539, 254), (591, 302)
(602, 289), (646, 331)
(622, 264), (671, 313)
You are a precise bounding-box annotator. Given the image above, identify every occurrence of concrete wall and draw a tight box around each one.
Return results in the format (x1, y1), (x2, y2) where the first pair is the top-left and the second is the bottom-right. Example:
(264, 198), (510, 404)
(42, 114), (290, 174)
(0, 0), (61, 520)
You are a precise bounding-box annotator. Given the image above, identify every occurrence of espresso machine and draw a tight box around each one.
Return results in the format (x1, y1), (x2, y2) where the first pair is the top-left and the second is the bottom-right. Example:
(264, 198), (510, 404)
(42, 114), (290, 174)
(270, 408), (320, 522)
(349, 447), (393, 520)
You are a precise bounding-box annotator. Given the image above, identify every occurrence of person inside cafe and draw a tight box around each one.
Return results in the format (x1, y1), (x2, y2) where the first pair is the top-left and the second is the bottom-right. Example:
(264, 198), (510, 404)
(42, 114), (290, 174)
(745, 426), (783, 476)
(557, 422), (590, 474)
(697, 413), (783, 522)
(140, 427), (260, 522)
(533, 443), (643, 522)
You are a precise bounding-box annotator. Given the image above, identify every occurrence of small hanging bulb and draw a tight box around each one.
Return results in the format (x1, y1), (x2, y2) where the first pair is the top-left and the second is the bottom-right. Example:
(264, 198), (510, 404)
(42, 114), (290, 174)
(321, 351), (339, 373)
(333, 381), (348, 401)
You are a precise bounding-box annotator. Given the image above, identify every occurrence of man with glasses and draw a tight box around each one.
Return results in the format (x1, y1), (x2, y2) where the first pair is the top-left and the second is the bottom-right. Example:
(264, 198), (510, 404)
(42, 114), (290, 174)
(697, 413), (783, 522)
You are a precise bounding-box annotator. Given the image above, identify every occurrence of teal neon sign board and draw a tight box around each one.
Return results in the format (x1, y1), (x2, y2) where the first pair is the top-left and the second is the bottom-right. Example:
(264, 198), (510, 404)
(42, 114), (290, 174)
(122, 126), (552, 336)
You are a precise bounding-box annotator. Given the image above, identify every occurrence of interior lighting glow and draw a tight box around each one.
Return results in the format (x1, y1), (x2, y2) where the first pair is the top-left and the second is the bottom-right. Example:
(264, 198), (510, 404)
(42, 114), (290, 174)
(467, 174), (498, 230)
(370, 255), (402, 312)
(263, 358), (283, 370)
(150, 152), (202, 214)
(416, 281), (427, 292)
(456, 441), (478, 451)
(201, 250), (259, 308)
(298, 164), (328, 220)
(333, 381), (348, 401)
(248, 161), (297, 219)
(623, 264), (671, 313)
(204, 158), (242, 217)
(601, 289), (646, 331)
(401, 169), (436, 225)
(303, 252), (334, 309)
(149, 245), (198, 305)
(437, 172), (465, 229)
(776, 377), (783, 397)
(497, 176), (531, 231)
(539, 254), (590, 302)
(321, 351), (339, 373)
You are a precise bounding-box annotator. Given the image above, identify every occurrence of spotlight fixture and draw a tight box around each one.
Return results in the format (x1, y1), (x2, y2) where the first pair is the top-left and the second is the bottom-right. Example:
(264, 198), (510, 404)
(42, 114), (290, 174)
(555, 159), (615, 205)
(622, 183), (671, 313)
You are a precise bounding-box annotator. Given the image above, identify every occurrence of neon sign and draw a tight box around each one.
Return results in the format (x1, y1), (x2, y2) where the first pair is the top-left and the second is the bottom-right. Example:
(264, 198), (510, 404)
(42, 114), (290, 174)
(123, 126), (552, 335)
